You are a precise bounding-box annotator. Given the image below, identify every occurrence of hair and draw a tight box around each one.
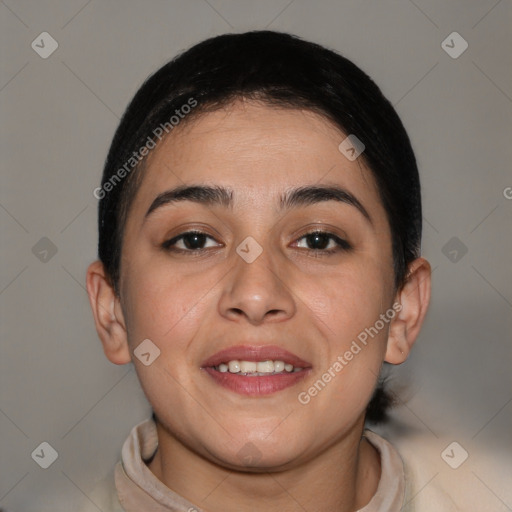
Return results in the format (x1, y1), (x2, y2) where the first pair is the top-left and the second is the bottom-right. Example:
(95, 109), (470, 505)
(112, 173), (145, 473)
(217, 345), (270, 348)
(97, 30), (422, 424)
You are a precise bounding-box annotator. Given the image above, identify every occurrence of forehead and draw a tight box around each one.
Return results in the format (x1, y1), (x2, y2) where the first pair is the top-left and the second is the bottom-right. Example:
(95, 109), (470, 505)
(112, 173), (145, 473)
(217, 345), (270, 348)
(128, 100), (383, 219)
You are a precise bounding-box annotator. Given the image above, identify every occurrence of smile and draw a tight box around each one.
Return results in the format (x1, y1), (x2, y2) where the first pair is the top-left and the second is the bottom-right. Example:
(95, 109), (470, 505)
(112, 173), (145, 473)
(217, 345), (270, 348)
(201, 345), (311, 396)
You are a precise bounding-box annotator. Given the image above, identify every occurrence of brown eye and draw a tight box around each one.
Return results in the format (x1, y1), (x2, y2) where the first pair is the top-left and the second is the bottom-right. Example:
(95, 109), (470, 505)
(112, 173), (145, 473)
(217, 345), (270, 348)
(162, 231), (221, 252)
(295, 231), (351, 253)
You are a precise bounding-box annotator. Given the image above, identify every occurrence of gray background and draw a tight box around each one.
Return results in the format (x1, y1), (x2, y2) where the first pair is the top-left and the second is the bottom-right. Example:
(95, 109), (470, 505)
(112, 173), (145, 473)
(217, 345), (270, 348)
(1, 1), (511, 511)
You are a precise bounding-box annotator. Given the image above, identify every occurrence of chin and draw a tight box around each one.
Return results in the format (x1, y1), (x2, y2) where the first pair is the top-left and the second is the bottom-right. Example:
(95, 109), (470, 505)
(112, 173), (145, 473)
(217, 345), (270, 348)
(205, 434), (308, 472)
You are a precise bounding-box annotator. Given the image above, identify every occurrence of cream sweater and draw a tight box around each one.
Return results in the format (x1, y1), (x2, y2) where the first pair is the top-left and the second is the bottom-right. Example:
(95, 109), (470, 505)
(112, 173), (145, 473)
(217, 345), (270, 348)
(75, 417), (472, 511)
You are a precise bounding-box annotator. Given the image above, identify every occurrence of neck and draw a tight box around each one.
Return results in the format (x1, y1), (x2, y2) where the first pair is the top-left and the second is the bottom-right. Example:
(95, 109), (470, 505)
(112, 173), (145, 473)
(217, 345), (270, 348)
(147, 418), (380, 512)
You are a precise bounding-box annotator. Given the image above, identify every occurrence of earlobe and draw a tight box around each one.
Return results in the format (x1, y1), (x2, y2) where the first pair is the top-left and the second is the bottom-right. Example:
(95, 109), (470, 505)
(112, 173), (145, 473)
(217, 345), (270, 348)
(385, 257), (432, 365)
(385, 316), (408, 364)
(85, 261), (132, 365)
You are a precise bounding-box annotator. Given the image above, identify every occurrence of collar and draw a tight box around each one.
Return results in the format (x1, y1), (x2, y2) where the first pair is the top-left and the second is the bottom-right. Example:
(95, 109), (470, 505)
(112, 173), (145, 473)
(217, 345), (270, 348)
(115, 418), (405, 511)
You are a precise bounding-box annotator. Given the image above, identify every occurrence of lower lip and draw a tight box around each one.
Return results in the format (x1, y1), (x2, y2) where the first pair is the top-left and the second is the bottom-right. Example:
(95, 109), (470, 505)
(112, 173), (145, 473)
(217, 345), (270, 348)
(203, 367), (310, 396)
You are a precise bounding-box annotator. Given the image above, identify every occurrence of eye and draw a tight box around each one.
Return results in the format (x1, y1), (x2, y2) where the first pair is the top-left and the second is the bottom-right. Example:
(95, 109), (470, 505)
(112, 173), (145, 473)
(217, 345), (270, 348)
(294, 231), (351, 254)
(162, 230), (221, 253)
(162, 229), (351, 255)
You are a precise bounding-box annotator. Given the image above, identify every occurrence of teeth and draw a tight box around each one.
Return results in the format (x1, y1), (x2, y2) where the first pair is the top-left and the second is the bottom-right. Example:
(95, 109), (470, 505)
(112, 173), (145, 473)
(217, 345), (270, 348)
(256, 360), (274, 373)
(274, 360), (285, 372)
(215, 359), (302, 374)
(228, 361), (241, 373)
(240, 361), (257, 373)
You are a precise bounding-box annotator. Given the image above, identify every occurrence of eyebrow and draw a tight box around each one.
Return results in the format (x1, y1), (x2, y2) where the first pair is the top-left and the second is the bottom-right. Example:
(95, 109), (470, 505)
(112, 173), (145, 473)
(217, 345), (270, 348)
(144, 184), (372, 224)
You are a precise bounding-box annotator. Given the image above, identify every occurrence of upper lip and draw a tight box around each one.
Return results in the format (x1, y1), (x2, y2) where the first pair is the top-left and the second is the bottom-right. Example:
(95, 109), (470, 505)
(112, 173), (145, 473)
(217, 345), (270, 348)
(201, 345), (312, 369)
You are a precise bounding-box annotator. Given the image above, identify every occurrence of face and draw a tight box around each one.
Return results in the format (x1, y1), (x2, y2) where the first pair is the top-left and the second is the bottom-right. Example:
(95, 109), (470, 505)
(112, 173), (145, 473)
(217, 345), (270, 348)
(117, 100), (397, 470)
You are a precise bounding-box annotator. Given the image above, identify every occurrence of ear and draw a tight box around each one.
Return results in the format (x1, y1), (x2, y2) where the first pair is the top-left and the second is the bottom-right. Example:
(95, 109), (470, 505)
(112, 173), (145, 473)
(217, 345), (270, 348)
(85, 260), (131, 365)
(385, 257), (432, 364)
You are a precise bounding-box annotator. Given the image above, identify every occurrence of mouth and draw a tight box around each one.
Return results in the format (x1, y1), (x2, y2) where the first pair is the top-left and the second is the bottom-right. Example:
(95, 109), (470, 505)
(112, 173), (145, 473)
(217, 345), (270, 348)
(201, 345), (312, 396)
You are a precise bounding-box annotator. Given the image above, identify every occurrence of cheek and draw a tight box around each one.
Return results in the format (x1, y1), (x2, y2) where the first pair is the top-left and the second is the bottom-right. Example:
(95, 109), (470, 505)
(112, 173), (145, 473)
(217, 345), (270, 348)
(122, 259), (210, 343)
(295, 263), (391, 415)
(302, 260), (391, 343)
(120, 262), (224, 395)
(121, 269), (210, 412)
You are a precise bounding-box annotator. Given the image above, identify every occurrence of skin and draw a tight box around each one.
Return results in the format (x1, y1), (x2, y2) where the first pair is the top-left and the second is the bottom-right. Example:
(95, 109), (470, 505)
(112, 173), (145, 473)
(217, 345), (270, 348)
(87, 100), (431, 512)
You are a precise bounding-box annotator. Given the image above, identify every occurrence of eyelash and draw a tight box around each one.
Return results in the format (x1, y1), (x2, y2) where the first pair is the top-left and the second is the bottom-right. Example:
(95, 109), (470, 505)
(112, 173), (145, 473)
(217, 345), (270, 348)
(161, 230), (351, 256)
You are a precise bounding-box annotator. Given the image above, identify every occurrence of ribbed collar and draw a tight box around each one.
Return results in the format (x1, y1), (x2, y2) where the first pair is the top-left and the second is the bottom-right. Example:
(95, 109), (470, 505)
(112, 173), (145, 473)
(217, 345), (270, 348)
(115, 418), (405, 511)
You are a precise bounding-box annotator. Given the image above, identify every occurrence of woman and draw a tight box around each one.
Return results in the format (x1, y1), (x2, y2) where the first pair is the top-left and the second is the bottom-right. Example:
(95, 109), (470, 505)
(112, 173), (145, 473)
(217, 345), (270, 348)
(86, 30), (436, 511)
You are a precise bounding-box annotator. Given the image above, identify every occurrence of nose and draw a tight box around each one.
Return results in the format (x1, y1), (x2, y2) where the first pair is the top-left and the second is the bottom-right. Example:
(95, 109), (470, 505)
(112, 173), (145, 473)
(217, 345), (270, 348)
(218, 246), (296, 325)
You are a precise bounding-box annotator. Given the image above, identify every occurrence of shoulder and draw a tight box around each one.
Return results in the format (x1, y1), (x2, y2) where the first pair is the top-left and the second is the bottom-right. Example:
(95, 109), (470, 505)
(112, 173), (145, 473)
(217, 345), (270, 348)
(397, 438), (460, 512)
(373, 422), (494, 512)
(75, 468), (124, 512)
